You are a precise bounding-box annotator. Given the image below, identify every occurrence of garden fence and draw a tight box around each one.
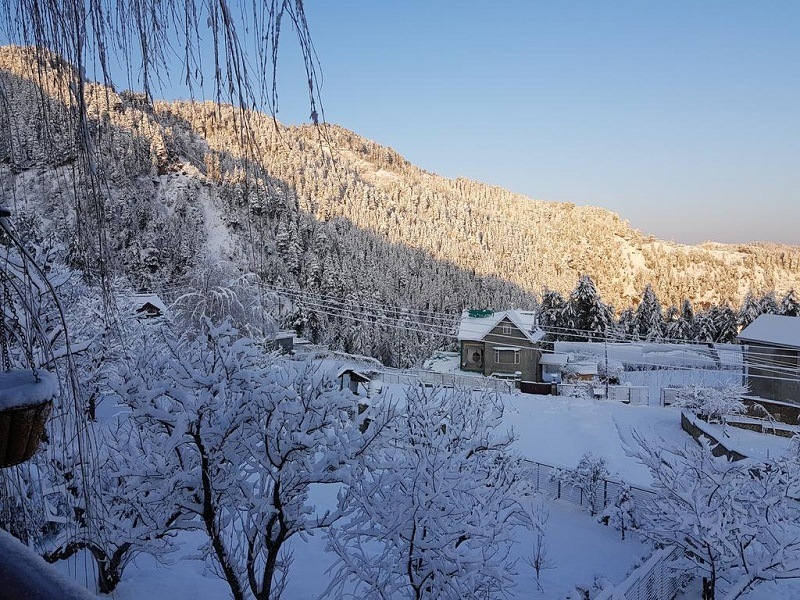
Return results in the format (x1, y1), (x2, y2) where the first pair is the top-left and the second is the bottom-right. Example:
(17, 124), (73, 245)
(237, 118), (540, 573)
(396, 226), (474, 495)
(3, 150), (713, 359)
(523, 459), (655, 511)
(524, 459), (682, 600)
(593, 546), (683, 600)
(376, 370), (515, 394)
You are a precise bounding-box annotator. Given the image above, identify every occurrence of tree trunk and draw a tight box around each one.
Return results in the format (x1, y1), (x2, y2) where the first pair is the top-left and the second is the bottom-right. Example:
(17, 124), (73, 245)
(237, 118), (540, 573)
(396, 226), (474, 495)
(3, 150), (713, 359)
(702, 576), (715, 600)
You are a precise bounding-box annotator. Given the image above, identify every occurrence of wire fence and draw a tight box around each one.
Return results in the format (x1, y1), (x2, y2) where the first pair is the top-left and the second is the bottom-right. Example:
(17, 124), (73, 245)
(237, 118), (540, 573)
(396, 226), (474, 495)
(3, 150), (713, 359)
(523, 459), (655, 510)
(376, 370), (515, 394)
(523, 459), (683, 600)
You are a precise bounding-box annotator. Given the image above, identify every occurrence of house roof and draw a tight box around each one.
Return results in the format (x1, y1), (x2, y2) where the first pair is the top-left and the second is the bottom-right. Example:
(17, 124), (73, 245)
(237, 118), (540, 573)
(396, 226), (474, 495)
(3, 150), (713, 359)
(457, 309), (543, 344)
(738, 314), (800, 350)
(132, 293), (167, 315)
(539, 353), (569, 366)
(337, 368), (370, 383)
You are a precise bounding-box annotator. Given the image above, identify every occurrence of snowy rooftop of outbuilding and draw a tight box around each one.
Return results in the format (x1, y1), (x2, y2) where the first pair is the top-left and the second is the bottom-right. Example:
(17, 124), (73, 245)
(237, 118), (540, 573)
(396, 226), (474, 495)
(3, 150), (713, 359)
(457, 309), (543, 344)
(738, 314), (800, 349)
(539, 353), (570, 366)
(132, 293), (168, 315)
(336, 368), (370, 383)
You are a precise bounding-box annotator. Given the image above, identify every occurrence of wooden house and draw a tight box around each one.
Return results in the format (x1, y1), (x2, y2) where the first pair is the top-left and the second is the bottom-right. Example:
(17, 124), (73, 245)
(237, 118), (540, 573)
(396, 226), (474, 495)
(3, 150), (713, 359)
(458, 309), (544, 382)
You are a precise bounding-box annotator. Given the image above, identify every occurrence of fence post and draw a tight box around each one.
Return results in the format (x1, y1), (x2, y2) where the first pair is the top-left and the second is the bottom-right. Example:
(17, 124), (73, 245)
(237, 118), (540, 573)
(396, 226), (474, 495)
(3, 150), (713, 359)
(557, 480), (561, 500)
(604, 480), (608, 506)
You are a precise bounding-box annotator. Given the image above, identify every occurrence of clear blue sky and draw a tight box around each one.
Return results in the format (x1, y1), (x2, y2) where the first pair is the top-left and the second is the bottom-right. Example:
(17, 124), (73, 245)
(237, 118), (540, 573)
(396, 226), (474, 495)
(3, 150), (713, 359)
(5, 1), (796, 246)
(266, 1), (800, 246)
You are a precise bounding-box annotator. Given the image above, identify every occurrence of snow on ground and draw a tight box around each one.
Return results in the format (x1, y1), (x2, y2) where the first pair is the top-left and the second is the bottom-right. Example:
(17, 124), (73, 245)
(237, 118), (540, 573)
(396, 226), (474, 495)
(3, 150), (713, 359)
(505, 393), (687, 487)
(53, 370), (799, 599)
(686, 414), (791, 461)
(422, 351), (474, 375)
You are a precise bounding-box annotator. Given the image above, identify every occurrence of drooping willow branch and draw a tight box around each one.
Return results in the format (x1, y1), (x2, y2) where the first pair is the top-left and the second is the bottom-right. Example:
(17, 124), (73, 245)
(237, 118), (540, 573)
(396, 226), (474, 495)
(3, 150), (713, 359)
(0, 0), (323, 285)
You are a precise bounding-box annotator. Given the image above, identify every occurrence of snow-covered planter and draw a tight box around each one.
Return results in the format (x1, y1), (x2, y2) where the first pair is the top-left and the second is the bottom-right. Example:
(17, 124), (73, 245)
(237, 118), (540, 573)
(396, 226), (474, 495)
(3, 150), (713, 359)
(0, 369), (57, 467)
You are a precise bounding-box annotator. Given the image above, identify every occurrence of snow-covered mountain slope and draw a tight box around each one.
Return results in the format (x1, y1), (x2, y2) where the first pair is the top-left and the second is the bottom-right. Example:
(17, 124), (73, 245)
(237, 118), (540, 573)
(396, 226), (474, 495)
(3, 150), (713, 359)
(2, 45), (799, 318)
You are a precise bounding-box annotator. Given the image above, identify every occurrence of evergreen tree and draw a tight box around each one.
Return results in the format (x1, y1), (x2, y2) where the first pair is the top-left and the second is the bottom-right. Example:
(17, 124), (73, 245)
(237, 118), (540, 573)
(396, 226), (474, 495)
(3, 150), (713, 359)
(738, 291), (763, 329)
(539, 289), (568, 340)
(664, 305), (692, 341)
(693, 311), (717, 343)
(616, 308), (635, 340)
(681, 299), (696, 326)
(632, 285), (664, 341)
(565, 276), (615, 341)
(708, 304), (739, 343)
(760, 292), (781, 316)
(781, 290), (800, 317)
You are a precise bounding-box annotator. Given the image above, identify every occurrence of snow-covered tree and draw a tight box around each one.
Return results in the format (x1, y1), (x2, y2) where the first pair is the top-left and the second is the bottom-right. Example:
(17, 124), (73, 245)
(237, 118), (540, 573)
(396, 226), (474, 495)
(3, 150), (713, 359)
(565, 275), (615, 341)
(673, 383), (748, 435)
(616, 307), (636, 340)
(780, 289), (800, 317)
(631, 285), (663, 341)
(664, 305), (691, 341)
(599, 483), (638, 541)
(693, 310), (719, 344)
(710, 304), (740, 343)
(738, 291), (763, 330)
(325, 386), (531, 600)
(43, 416), (189, 592)
(539, 288), (569, 341)
(759, 292), (781, 316)
(527, 498), (555, 592)
(634, 433), (800, 600)
(115, 320), (386, 600)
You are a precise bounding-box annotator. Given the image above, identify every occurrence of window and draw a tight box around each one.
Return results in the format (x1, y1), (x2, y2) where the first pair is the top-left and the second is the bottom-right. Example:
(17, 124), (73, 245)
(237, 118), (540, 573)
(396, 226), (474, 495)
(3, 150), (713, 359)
(494, 349), (520, 364)
(501, 323), (512, 336)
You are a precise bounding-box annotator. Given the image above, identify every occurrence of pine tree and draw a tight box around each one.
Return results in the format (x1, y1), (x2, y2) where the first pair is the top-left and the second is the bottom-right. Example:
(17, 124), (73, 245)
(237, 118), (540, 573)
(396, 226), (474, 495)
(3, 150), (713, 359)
(709, 304), (739, 343)
(632, 285), (664, 341)
(738, 291), (763, 329)
(565, 276), (614, 341)
(760, 292), (781, 316)
(781, 290), (800, 317)
(539, 289), (568, 340)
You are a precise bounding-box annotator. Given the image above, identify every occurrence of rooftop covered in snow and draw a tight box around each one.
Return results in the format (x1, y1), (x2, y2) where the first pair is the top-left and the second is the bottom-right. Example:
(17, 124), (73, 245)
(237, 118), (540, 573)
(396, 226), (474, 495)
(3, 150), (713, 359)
(738, 314), (800, 350)
(457, 309), (543, 344)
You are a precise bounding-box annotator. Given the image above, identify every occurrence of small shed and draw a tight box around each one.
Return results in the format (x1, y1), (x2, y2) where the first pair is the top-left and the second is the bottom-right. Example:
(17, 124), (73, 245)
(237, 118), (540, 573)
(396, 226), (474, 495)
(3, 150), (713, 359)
(539, 353), (569, 383)
(570, 362), (599, 381)
(262, 331), (295, 354)
(338, 369), (370, 395)
(132, 293), (167, 319)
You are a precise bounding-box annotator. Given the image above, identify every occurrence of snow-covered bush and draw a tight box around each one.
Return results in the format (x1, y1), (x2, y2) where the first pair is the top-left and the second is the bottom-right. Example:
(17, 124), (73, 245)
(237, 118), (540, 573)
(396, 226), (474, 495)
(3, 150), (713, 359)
(673, 383), (747, 434)
(598, 483), (638, 540)
(558, 453), (609, 516)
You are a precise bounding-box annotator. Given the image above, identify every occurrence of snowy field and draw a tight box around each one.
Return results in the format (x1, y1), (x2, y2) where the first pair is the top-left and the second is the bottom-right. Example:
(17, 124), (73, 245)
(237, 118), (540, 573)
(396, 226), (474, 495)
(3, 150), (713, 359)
(54, 377), (796, 600)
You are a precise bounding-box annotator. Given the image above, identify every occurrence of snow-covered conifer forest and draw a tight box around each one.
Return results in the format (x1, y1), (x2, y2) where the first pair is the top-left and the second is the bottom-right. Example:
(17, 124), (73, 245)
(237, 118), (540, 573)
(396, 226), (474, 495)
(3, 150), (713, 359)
(1, 13), (800, 600)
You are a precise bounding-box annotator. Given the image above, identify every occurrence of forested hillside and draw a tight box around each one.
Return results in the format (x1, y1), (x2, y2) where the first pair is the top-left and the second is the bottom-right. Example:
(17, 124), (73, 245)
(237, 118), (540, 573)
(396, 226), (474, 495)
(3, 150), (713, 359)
(2, 46), (800, 365)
